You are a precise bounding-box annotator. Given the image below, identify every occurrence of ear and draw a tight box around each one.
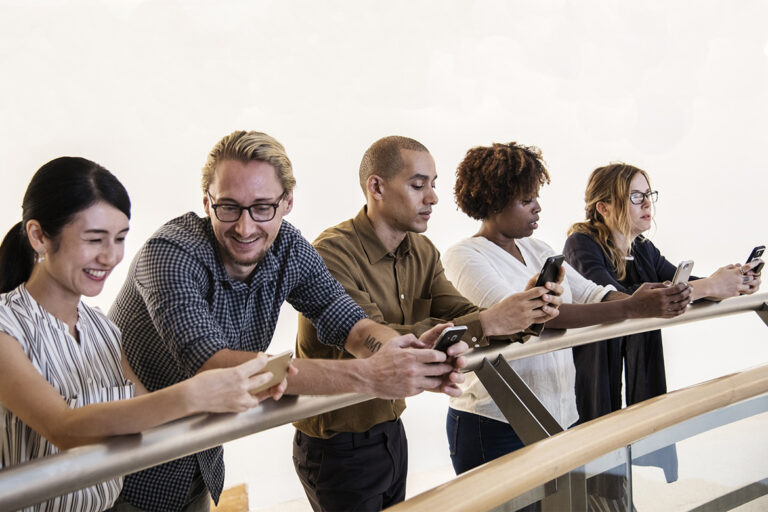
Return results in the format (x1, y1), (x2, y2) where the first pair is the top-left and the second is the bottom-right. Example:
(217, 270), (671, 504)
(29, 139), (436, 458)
(25, 220), (47, 254)
(595, 201), (610, 218)
(282, 191), (294, 215)
(366, 175), (385, 201)
(203, 193), (211, 217)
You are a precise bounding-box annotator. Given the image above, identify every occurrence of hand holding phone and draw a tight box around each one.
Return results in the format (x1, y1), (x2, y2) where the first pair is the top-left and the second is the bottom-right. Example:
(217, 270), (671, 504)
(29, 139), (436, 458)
(432, 325), (468, 353)
(249, 350), (293, 395)
(527, 255), (565, 336)
(746, 245), (765, 274)
(671, 260), (694, 285)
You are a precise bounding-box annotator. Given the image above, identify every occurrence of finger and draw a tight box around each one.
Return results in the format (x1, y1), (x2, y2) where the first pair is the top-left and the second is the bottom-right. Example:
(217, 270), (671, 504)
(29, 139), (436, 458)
(452, 355), (468, 370)
(392, 334), (420, 348)
(247, 371), (274, 392)
(545, 281), (564, 297)
(421, 322), (455, 347)
(448, 370), (465, 384)
(421, 361), (455, 376)
(270, 379), (288, 401)
(440, 383), (463, 398)
(287, 363), (299, 376)
(525, 275), (538, 290)
(238, 353), (269, 375)
(445, 340), (469, 357)
(556, 266), (566, 283)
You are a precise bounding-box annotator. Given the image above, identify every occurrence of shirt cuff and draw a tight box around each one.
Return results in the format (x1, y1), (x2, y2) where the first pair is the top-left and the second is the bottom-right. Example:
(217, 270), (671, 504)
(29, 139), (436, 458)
(452, 311), (488, 348)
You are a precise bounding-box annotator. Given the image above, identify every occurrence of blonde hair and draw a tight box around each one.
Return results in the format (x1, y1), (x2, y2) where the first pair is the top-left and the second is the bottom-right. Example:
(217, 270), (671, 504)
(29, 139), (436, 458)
(568, 163), (651, 281)
(202, 130), (296, 194)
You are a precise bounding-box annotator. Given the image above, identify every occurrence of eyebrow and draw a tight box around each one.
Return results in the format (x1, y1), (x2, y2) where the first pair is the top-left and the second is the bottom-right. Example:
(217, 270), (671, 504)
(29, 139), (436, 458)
(83, 228), (130, 235)
(407, 173), (437, 182)
(215, 195), (281, 204)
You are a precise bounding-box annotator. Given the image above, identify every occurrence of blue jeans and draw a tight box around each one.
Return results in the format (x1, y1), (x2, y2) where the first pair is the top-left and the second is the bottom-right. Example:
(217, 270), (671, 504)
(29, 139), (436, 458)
(446, 407), (525, 475)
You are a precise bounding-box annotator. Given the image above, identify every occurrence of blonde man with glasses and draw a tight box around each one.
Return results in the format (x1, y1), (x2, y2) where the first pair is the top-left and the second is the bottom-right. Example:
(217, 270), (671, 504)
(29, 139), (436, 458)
(109, 131), (466, 512)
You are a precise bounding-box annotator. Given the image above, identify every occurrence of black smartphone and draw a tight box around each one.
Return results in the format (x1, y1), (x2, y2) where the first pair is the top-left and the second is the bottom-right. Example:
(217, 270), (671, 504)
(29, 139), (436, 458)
(432, 325), (468, 352)
(746, 245), (765, 274)
(527, 255), (565, 336)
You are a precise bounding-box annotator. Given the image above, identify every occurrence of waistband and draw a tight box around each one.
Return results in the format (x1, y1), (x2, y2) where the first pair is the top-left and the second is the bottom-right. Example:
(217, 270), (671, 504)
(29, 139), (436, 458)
(295, 418), (403, 448)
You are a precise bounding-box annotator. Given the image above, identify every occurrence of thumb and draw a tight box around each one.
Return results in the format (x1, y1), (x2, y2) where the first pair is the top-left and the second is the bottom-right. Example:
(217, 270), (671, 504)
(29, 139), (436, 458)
(422, 322), (455, 348)
(641, 282), (666, 290)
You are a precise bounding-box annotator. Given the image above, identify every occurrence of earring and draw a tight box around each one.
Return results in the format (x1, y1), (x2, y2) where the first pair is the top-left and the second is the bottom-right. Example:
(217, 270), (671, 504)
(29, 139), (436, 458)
(36, 251), (46, 263)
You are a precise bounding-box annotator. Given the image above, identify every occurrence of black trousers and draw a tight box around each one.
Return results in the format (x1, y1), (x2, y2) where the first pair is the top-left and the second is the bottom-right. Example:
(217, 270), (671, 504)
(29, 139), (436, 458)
(292, 419), (408, 512)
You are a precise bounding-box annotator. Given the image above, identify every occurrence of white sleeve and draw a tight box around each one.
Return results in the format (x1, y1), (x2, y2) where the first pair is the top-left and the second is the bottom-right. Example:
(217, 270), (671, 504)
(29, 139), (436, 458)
(563, 262), (615, 304)
(443, 243), (522, 309)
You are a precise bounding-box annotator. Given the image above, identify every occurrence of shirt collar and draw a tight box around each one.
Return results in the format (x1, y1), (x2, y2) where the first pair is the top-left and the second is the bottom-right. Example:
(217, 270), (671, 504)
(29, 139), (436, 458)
(352, 206), (412, 264)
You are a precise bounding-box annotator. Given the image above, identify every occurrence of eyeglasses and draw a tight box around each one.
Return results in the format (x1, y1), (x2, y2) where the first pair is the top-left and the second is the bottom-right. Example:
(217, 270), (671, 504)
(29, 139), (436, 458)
(207, 191), (285, 223)
(629, 190), (658, 205)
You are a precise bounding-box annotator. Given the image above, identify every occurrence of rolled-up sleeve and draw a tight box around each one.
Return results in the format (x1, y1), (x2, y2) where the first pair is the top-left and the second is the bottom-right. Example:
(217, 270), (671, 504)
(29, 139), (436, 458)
(286, 237), (367, 348)
(134, 238), (229, 375)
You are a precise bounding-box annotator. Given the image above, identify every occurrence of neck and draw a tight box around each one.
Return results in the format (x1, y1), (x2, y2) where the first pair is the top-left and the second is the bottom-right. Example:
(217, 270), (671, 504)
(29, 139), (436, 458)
(366, 207), (407, 253)
(610, 228), (633, 256)
(24, 268), (80, 329)
(476, 222), (524, 263)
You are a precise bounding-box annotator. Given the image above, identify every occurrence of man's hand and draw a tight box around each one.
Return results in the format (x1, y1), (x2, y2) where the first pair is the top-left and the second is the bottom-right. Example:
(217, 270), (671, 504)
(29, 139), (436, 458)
(359, 333), (459, 399)
(479, 269), (565, 336)
(625, 282), (691, 319)
(414, 323), (469, 397)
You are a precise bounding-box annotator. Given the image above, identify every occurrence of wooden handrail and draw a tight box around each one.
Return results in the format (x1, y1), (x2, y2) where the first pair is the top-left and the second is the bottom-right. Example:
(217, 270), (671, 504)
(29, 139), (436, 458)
(388, 363), (768, 512)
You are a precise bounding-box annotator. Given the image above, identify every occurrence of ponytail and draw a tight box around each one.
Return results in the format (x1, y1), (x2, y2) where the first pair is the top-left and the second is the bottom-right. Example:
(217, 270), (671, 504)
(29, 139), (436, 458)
(0, 222), (35, 293)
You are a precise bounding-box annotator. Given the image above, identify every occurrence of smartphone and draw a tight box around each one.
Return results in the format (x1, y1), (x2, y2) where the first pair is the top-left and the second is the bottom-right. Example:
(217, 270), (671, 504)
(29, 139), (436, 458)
(527, 255), (565, 336)
(432, 325), (468, 352)
(671, 260), (694, 285)
(746, 245), (765, 274)
(249, 350), (293, 395)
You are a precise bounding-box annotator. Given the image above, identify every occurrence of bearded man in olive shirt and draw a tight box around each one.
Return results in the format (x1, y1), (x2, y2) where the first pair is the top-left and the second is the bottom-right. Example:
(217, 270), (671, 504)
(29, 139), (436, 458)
(292, 136), (563, 511)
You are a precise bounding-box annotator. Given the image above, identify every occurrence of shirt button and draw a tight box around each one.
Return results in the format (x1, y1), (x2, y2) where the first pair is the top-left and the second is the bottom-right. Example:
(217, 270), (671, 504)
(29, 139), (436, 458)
(400, 294), (405, 300)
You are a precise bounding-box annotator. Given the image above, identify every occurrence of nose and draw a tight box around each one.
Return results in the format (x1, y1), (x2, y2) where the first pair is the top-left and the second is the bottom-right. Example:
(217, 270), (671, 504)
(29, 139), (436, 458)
(233, 208), (257, 235)
(426, 186), (438, 205)
(98, 241), (124, 267)
(532, 198), (542, 213)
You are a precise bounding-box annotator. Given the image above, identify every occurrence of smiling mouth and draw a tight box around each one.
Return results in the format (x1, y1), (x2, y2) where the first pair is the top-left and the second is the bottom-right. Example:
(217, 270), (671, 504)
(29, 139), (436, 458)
(83, 269), (109, 280)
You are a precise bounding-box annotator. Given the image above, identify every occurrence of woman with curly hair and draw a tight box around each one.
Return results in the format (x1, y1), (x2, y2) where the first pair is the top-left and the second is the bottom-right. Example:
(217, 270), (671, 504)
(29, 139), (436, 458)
(442, 143), (691, 477)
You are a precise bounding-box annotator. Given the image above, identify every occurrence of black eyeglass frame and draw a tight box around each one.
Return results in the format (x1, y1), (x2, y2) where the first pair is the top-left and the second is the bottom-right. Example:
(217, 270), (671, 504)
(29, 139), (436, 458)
(629, 190), (658, 205)
(206, 190), (286, 223)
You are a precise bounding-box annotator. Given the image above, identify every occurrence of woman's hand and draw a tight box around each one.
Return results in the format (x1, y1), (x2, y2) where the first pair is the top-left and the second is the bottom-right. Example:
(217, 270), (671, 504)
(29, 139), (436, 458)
(692, 264), (750, 301)
(187, 355), (292, 414)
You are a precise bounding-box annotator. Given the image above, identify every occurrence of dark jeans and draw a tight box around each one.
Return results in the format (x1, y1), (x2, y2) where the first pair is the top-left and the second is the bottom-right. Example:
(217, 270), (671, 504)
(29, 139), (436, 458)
(446, 407), (525, 475)
(293, 419), (408, 512)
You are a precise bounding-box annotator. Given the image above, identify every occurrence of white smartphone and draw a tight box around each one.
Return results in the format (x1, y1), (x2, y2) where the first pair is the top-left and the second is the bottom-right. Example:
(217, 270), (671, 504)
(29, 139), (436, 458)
(671, 260), (694, 285)
(249, 350), (293, 395)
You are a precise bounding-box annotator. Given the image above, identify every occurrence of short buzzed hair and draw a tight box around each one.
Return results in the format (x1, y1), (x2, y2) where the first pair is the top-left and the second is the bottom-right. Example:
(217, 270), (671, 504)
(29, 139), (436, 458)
(358, 136), (429, 193)
(202, 130), (296, 194)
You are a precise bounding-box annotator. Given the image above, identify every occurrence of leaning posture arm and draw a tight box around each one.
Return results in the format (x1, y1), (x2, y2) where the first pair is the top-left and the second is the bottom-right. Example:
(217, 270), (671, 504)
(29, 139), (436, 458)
(0, 333), (272, 450)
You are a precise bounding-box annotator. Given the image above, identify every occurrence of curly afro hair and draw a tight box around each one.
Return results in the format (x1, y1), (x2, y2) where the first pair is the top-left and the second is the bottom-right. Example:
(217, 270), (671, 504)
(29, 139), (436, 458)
(454, 142), (550, 220)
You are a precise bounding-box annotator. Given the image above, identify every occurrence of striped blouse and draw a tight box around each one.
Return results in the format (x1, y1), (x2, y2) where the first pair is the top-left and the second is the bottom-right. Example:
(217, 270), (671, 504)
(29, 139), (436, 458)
(0, 284), (134, 512)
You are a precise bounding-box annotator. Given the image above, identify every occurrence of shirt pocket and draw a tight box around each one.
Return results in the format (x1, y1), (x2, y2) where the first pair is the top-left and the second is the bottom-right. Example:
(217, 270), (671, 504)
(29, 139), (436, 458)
(410, 297), (432, 322)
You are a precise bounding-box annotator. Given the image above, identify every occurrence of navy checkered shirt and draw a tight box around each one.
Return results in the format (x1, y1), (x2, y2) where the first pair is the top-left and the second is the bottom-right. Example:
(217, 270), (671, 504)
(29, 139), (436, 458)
(109, 212), (366, 512)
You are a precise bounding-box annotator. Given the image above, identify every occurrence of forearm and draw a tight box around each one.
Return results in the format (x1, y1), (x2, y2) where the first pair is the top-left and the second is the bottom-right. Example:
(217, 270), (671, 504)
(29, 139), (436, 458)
(197, 348), (260, 373)
(343, 318), (401, 358)
(54, 382), (199, 449)
(545, 301), (627, 329)
(285, 358), (371, 395)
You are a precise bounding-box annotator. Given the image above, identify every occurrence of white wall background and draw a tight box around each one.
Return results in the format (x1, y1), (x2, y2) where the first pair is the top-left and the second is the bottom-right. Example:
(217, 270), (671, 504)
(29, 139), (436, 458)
(1, 1), (767, 509)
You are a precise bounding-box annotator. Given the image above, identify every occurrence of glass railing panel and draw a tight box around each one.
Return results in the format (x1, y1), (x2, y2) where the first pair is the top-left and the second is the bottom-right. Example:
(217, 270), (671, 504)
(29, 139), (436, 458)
(630, 406), (768, 511)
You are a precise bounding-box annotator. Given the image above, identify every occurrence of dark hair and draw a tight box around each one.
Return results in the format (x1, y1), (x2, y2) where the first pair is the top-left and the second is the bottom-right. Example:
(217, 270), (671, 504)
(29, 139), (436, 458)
(0, 157), (131, 293)
(454, 142), (550, 220)
(359, 135), (429, 193)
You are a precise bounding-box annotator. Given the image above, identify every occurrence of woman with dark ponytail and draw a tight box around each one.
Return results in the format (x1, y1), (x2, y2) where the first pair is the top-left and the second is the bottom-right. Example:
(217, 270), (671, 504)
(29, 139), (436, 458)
(0, 157), (282, 512)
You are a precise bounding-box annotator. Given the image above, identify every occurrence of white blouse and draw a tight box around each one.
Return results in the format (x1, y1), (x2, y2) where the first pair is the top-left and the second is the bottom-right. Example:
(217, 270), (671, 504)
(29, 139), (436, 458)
(443, 236), (614, 428)
(0, 284), (134, 512)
